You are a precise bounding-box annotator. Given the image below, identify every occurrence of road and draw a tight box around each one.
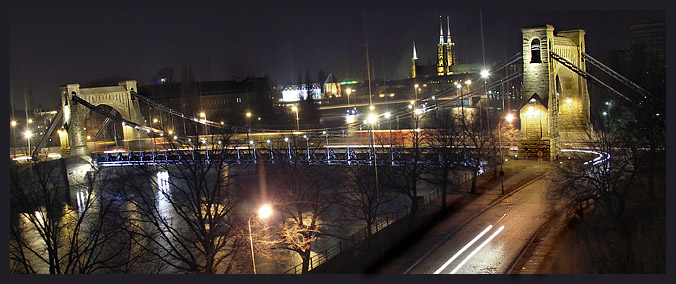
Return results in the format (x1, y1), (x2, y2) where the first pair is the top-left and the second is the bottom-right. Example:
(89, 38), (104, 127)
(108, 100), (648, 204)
(406, 174), (559, 274)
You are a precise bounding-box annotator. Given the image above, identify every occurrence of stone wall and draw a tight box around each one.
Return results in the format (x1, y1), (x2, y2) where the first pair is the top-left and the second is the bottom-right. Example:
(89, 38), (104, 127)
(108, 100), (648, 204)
(518, 138), (550, 160)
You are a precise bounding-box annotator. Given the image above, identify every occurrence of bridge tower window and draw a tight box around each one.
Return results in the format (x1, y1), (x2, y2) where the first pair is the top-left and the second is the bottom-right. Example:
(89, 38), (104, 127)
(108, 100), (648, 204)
(530, 39), (542, 63)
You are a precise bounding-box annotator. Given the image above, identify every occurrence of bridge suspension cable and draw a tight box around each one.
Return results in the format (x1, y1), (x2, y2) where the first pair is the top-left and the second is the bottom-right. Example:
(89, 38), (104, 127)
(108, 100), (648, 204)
(550, 51), (633, 103)
(581, 52), (663, 104)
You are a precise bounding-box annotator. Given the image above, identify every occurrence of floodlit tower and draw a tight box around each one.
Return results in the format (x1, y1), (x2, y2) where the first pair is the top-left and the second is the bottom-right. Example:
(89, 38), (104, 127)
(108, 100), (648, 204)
(445, 15), (457, 74)
(437, 16), (446, 76)
(412, 42), (418, 78)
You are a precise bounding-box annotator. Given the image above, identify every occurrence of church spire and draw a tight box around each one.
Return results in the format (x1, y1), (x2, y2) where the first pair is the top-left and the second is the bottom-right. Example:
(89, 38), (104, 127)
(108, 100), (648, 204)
(412, 41), (418, 60)
(446, 16), (452, 44)
(439, 16), (445, 45)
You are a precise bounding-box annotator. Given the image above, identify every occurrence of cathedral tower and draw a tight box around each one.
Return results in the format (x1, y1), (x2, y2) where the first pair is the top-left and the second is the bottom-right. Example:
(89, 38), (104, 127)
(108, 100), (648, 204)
(437, 16), (446, 76)
(445, 16), (457, 74)
(437, 16), (457, 76)
(412, 42), (418, 78)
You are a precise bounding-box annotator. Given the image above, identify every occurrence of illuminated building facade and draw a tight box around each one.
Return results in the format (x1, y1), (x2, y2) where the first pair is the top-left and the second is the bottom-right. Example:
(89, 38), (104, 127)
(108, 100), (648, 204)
(519, 25), (590, 160)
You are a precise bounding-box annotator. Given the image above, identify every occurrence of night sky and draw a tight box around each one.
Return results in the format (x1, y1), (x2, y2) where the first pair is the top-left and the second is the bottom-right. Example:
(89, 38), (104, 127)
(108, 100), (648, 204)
(10, 8), (665, 109)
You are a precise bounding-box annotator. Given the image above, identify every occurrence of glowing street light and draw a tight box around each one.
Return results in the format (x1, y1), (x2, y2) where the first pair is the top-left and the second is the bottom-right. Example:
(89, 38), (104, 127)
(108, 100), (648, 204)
(498, 112), (515, 195)
(414, 84), (419, 101)
(248, 204), (273, 274)
(367, 113), (378, 124)
(346, 88), (352, 105)
(505, 113), (515, 123)
(481, 69), (490, 79)
(11, 120), (17, 127)
(24, 130), (33, 155)
(27, 119), (33, 124)
(292, 106), (300, 130)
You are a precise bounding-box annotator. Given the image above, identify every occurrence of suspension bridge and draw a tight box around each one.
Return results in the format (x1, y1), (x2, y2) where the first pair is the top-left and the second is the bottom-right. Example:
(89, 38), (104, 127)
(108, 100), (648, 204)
(23, 25), (660, 169)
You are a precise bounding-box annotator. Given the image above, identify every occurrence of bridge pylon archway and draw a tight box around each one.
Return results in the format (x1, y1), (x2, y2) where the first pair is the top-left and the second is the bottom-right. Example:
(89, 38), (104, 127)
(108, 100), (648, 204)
(59, 80), (147, 157)
(518, 25), (591, 161)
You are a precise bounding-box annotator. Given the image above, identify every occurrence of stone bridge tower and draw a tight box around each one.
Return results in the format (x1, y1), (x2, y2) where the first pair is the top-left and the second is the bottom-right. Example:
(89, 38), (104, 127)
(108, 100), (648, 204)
(519, 25), (591, 161)
(59, 81), (146, 157)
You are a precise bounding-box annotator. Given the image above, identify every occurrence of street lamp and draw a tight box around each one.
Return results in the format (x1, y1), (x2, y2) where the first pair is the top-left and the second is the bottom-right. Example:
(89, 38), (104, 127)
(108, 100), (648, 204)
(11, 120), (17, 157)
(248, 204), (272, 274)
(303, 135), (310, 162)
(414, 84), (419, 101)
(384, 112), (393, 163)
(346, 88), (352, 106)
(284, 137), (292, 161)
(292, 106), (300, 130)
(24, 130), (32, 156)
(199, 112), (208, 137)
(249, 140), (257, 163)
(246, 111), (252, 139)
(498, 113), (514, 195)
(481, 69), (490, 138)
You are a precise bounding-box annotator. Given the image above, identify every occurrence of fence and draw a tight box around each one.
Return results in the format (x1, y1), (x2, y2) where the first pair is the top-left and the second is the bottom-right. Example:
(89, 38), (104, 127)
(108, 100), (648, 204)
(283, 171), (474, 274)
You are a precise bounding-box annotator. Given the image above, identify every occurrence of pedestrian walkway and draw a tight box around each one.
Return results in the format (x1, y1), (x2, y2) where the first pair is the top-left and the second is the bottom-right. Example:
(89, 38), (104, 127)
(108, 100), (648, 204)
(309, 159), (552, 274)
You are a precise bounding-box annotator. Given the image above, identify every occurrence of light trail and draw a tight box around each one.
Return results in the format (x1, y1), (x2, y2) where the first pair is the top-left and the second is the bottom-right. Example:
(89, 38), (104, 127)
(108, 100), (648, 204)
(433, 225), (494, 274)
(449, 225), (505, 274)
(561, 148), (610, 165)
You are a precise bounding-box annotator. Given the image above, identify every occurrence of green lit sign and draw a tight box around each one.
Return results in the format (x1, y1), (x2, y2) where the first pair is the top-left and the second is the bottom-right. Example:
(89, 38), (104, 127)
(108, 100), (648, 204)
(339, 81), (359, 85)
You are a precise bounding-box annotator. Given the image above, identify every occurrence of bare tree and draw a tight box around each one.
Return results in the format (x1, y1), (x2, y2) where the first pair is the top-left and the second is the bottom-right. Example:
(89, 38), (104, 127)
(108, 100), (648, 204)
(424, 106), (463, 210)
(549, 99), (665, 273)
(338, 164), (396, 237)
(385, 111), (432, 230)
(112, 124), (247, 273)
(268, 136), (339, 273)
(458, 106), (496, 194)
(10, 160), (125, 273)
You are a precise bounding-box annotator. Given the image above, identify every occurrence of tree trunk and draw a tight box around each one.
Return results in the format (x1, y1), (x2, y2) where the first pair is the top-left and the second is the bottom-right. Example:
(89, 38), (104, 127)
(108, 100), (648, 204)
(301, 249), (311, 274)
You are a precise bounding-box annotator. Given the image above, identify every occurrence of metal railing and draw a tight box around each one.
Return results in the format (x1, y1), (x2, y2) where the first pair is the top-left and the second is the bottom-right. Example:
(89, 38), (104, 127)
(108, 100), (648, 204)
(283, 171), (474, 274)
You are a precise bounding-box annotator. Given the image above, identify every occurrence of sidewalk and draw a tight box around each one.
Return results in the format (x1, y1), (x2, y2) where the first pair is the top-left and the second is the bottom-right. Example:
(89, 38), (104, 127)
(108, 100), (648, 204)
(309, 159), (551, 274)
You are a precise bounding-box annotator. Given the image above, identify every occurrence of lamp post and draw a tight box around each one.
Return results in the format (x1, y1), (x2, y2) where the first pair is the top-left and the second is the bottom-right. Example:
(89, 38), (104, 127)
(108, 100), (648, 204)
(199, 112), (208, 142)
(481, 69), (491, 135)
(414, 84), (419, 101)
(11, 120), (17, 157)
(246, 111), (252, 139)
(292, 106), (300, 130)
(303, 135), (310, 162)
(285, 137), (291, 161)
(384, 112), (393, 164)
(346, 88), (352, 106)
(248, 204), (272, 274)
(249, 140), (256, 164)
(24, 130), (32, 157)
(457, 83), (467, 155)
(498, 113), (514, 195)
(367, 113), (377, 162)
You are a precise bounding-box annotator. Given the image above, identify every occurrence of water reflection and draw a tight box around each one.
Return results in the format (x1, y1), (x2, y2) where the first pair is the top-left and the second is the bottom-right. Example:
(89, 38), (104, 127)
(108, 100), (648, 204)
(156, 170), (171, 224)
